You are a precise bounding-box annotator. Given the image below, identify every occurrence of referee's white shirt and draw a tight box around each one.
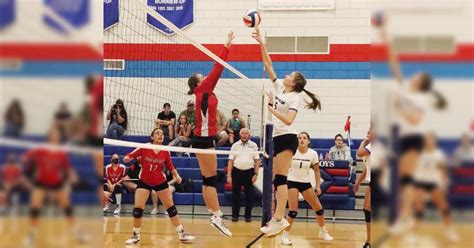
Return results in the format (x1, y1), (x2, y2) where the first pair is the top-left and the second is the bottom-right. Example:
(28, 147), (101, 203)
(229, 140), (259, 170)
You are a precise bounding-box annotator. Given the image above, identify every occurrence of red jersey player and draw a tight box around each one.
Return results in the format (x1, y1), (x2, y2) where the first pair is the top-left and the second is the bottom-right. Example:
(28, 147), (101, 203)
(103, 153), (126, 214)
(123, 128), (194, 244)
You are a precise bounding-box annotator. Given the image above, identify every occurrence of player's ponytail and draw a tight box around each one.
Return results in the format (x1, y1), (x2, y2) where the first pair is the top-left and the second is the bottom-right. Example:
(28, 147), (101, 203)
(293, 71), (321, 110)
(419, 72), (447, 110)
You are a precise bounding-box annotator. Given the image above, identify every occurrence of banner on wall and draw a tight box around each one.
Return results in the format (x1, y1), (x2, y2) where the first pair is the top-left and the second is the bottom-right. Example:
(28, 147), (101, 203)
(104, 0), (119, 30)
(0, 0), (15, 29)
(258, 0), (335, 10)
(43, 0), (90, 34)
(146, 0), (194, 35)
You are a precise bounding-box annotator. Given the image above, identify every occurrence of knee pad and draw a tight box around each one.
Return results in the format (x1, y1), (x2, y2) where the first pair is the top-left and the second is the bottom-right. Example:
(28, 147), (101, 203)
(363, 209), (371, 223)
(203, 176), (217, 188)
(315, 209), (324, 216)
(400, 175), (414, 186)
(132, 208), (144, 218)
(273, 175), (287, 190)
(415, 210), (424, 220)
(166, 205), (178, 218)
(103, 183), (109, 191)
(442, 208), (450, 217)
(30, 208), (40, 218)
(64, 206), (73, 217)
(288, 210), (297, 219)
(113, 184), (123, 194)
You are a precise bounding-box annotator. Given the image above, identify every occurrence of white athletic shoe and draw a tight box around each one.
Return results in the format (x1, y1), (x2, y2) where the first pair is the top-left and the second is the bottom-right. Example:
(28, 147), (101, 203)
(125, 232), (140, 245)
(389, 219), (411, 235)
(319, 229), (334, 241)
(404, 233), (418, 244)
(150, 207), (159, 215)
(278, 231), (293, 245)
(446, 228), (460, 243)
(178, 229), (195, 242)
(260, 218), (290, 237)
(210, 215), (232, 236)
(113, 205), (121, 215)
(102, 205), (109, 212)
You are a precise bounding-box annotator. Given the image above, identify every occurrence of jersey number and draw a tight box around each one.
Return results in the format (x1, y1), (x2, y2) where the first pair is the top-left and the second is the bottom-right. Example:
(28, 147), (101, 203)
(274, 101), (278, 110)
(149, 164), (159, 172)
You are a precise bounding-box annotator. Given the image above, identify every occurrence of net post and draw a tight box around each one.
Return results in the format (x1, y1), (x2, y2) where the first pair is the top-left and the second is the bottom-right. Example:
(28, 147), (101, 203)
(261, 123), (273, 227)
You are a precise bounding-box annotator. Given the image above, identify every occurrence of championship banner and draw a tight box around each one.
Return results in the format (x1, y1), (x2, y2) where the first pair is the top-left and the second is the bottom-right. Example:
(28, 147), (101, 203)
(258, 0), (335, 10)
(104, 0), (119, 30)
(146, 0), (194, 35)
(0, 0), (15, 29)
(43, 0), (90, 33)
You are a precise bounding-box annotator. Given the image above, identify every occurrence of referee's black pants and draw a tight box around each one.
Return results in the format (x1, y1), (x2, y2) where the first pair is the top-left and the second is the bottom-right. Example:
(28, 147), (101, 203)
(231, 168), (255, 219)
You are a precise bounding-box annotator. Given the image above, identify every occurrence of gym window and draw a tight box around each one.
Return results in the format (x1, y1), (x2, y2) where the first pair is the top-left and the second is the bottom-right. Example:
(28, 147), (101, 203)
(104, 59), (125, 70)
(266, 36), (329, 54)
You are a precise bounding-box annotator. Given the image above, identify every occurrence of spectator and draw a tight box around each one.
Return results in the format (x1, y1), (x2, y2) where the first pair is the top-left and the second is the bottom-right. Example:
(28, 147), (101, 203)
(216, 109), (229, 147)
(3, 99), (24, 138)
(223, 109), (246, 144)
(169, 114), (192, 156)
(54, 102), (73, 141)
(227, 128), (260, 222)
(105, 99), (128, 140)
(103, 154), (127, 215)
(328, 134), (353, 163)
(180, 100), (196, 128)
(122, 160), (160, 215)
(155, 103), (176, 142)
(0, 153), (28, 213)
(453, 133), (474, 164)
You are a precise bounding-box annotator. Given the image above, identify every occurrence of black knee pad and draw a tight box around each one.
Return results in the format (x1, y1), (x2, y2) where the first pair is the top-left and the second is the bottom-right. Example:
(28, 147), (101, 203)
(113, 184), (123, 194)
(166, 205), (178, 218)
(103, 183), (109, 191)
(288, 210), (297, 219)
(273, 175), (287, 190)
(415, 210), (424, 220)
(64, 206), (74, 217)
(400, 175), (414, 186)
(132, 208), (144, 218)
(203, 176), (217, 188)
(442, 208), (450, 217)
(315, 209), (324, 216)
(30, 208), (40, 218)
(363, 209), (371, 223)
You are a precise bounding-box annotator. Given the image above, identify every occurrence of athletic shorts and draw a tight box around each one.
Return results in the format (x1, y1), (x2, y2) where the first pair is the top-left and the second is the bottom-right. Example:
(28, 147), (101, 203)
(137, 180), (169, 192)
(191, 136), (215, 149)
(287, 180), (313, 193)
(273, 134), (298, 157)
(35, 181), (65, 191)
(399, 134), (424, 154)
(414, 181), (438, 192)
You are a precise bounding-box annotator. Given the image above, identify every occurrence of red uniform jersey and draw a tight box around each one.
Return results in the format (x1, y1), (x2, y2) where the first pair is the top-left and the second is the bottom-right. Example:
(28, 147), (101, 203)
(24, 148), (71, 186)
(1, 164), (22, 183)
(126, 147), (175, 186)
(194, 47), (229, 137)
(105, 163), (126, 184)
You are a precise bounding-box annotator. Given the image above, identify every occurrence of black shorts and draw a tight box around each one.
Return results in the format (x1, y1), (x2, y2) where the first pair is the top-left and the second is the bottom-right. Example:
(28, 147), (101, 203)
(369, 170), (381, 188)
(273, 134), (298, 157)
(287, 180), (312, 193)
(35, 181), (65, 191)
(414, 181), (438, 192)
(399, 134), (424, 154)
(136, 180), (169, 192)
(191, 136), (215, 149)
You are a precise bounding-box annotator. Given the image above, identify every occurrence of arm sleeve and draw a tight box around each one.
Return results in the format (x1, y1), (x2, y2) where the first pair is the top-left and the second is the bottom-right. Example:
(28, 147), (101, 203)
(313, 150), (319, 164)
(273, 78), (284, 92)
(228, 144), (236, 160)
(165, 152), (175, 171)
(62, 152), (72, 171)
(364, 143), (372, 154)
(127, 148), (142, 159)
(195, 47), (229, 92)
(253, 143), (259, 160)
(105, 165), (110, 179)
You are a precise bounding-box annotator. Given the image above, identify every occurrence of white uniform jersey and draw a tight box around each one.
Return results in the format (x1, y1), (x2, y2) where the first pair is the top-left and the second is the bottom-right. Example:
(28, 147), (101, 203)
(370, 141), (387, 171)
(288, 148), (319, 183)
(414, 148), (446, 186)
(393, 83), (430, 137)
(271, 78), (302, 137)
(364, 143), (371, 182)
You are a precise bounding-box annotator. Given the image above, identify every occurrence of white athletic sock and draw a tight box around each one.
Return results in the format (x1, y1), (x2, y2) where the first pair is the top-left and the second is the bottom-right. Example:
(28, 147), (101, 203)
(133, 227), (141, 235)
(283, 231), (289, 237)
(115, 194), (122, 206)
(208, 209), (213, 215)
(212, 210), (223, 217)
(175, 224), (183, 232)
(320, 225), (327, 232)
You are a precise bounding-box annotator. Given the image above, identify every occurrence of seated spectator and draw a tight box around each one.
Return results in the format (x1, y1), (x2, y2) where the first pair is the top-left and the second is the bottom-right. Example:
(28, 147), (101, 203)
(169, 114), (192, 156)
(216, 109), (229, 147)
(54, 102), (73, 141)
(103, 154), (127, 215)
(105, 99), (128, 140)
(0, 153), (28, 213)
(3, 99), (24, 138)
(180, 100), (196, 128)
(453, 133), (474, 164)
(328, 134), (353, 163)
(155, 103), (176, 143)
(223, 109), (246, 144)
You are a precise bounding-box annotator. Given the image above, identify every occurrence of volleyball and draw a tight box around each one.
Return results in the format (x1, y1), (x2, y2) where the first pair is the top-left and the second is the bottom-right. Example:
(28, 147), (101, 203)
(243, 9), (261, 28)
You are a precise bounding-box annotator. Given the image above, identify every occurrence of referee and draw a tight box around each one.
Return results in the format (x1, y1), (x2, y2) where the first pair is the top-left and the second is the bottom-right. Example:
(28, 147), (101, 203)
(227, 128), (260, 222)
